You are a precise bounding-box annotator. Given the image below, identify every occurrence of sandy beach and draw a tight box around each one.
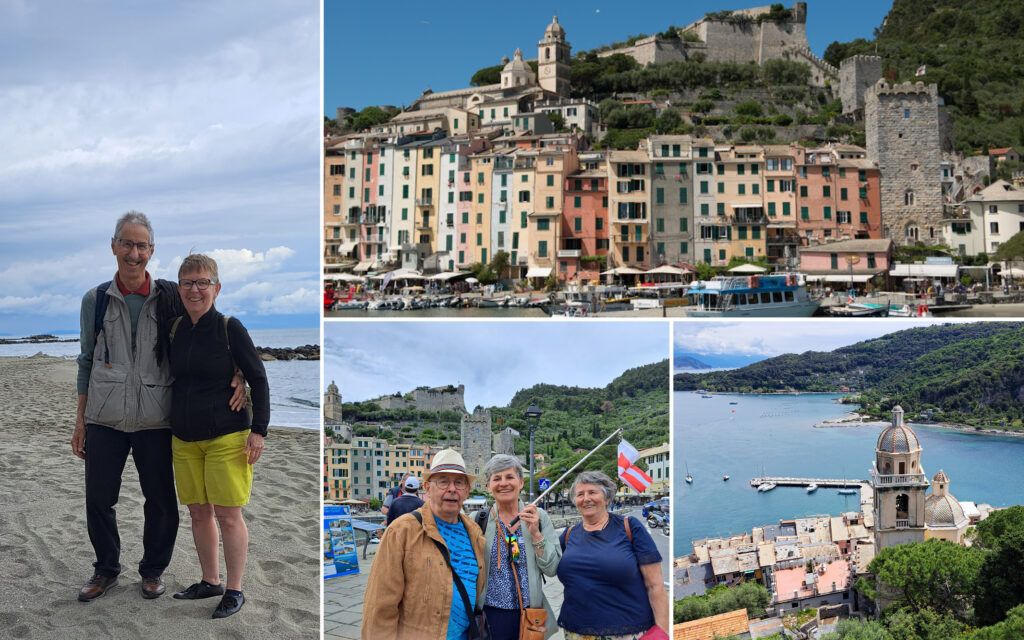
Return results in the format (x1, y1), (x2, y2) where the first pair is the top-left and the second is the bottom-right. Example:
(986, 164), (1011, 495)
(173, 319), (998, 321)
(0, 355), (320, 639)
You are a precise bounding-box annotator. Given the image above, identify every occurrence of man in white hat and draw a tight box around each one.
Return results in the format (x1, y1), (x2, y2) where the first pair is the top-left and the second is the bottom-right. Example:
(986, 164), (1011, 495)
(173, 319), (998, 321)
(363, 449), (486, 640)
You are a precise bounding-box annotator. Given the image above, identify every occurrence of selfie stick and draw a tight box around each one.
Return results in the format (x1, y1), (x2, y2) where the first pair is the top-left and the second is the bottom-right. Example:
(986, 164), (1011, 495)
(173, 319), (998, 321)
(509, 427), (623, 528)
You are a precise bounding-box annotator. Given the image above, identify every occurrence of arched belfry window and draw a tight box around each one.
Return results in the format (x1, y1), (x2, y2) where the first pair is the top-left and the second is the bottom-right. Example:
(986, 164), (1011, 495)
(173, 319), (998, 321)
(896, 494), (909, 519)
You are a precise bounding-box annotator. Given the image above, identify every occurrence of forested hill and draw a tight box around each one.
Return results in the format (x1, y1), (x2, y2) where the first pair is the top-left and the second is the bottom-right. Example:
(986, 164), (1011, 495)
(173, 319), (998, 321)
(825, 0), (1024, 153)
(675, 323), (1024, 428)
(501, 359), (668, 449)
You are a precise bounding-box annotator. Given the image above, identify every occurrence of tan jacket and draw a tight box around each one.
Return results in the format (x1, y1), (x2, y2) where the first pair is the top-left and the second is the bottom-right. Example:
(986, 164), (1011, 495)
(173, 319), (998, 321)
(362, 502), (486, 640)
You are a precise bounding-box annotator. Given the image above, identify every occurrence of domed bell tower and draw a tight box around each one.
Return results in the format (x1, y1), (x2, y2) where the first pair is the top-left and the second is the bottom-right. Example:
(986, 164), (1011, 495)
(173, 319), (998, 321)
(538, 16), (570, 97)
(871, 406), (929, 550)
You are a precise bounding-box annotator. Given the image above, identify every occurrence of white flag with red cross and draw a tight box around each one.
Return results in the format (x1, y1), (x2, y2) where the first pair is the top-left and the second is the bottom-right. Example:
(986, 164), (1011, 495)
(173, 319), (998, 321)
(617, 439), (653, 493)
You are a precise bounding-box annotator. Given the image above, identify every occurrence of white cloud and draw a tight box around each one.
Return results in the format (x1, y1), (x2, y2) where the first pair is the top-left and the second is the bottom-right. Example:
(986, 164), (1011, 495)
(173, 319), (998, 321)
(673, 319), (954, 357)
(0, 293), (83, 316)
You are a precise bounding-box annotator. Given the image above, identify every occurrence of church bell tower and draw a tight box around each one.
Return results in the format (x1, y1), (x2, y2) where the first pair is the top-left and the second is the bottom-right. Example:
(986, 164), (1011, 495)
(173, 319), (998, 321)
(538, 16), (570, 97)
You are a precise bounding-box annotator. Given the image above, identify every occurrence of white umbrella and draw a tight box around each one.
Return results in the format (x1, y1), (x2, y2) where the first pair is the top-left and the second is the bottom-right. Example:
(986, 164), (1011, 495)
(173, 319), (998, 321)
(328, 273), (364, 282)
(1002, 268), (1024, 278)
(646, 265), (686, 275)
(728, 264), (767, 274)
(601, 267), (644, 276)
(465, 277), (479, 284)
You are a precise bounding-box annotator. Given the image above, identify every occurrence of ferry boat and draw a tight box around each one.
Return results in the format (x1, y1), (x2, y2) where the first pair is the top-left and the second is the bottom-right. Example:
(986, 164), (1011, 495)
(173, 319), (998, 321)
(684, 273), (820, 317)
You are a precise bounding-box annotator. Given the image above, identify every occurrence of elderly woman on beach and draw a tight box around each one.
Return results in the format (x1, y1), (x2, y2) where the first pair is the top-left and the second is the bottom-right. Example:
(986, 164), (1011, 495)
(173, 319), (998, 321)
(477, 454), (561, 640)
(556, 470), (668, 639)
(167, 253), (270, 619)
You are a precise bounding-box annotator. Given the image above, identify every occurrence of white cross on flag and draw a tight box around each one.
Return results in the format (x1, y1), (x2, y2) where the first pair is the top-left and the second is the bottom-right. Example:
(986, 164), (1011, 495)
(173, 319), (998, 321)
(617, 439), (653, 493)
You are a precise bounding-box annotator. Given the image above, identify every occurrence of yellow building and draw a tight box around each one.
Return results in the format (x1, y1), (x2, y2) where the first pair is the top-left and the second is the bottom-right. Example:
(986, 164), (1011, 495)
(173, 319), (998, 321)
(469, 153), (494, 265)
(638, 442), (670, 497)
(715, 146), (767, 262)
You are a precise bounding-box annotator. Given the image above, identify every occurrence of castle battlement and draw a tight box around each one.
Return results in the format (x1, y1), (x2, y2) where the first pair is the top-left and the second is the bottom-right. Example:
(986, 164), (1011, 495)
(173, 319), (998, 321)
(840, 54), (882, 66)
(870, 80), (938, 98)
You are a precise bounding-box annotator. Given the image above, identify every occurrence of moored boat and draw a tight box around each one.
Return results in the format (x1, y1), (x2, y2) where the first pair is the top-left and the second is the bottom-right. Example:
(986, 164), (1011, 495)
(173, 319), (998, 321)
(806, 483), (818, 493)
(684, 273), (819, 317)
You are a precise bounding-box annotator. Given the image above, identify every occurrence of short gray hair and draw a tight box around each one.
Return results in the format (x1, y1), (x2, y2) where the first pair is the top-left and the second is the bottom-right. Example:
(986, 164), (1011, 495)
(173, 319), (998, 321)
(570, 470), (616, 503)
(482, 454), (524, 481)
(178, 253), (219, 282)
(114, 211), (154, 244)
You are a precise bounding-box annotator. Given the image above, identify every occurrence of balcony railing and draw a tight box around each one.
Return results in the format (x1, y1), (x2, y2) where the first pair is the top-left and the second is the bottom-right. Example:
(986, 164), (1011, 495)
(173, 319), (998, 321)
(415, 198), (433, 207)
(558, 249), (582, 258)
(870, 469), (929, 487)
(894, 519), (910, 529)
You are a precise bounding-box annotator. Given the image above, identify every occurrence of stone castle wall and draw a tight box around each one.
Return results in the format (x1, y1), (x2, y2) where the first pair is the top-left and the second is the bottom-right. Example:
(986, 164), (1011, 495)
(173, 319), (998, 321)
(866, 81), (946, 244)
(596, 4), (836, 88)
(375, 384), (466, 413)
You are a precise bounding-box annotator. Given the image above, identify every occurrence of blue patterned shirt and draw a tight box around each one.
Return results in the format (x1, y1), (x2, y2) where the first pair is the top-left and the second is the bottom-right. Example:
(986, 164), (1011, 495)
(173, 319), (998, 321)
(484, 512), (531, 609)
(435, 516), (479, 640)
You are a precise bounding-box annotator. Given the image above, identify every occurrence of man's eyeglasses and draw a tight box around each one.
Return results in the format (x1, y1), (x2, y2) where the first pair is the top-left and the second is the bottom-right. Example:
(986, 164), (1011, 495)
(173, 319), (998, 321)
(178, 279), (216, 290)
(115, 239), (153, 253)
(431, 477), (469, 490)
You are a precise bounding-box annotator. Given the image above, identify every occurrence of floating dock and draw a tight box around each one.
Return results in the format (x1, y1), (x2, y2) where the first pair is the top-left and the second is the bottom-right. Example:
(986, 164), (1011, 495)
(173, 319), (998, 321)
(749, 477), (868, 489)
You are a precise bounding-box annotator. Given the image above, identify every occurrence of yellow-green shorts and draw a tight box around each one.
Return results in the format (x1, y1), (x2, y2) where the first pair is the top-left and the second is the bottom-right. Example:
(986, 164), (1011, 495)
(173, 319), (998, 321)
(172, 430), (253, 506)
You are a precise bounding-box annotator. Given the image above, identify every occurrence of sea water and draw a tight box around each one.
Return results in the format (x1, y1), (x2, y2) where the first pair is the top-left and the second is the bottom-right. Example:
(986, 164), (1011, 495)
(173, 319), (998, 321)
(0, 327), (320, 430)
(673, 392), (1024, 557)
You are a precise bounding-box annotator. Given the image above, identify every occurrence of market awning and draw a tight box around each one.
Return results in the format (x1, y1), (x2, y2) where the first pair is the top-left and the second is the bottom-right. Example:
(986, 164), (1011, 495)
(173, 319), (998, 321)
(353, 261), (374, 272)
(525, 267), (552, 278)
(339, 241), (357, 253)
(890, 264), (959, 278)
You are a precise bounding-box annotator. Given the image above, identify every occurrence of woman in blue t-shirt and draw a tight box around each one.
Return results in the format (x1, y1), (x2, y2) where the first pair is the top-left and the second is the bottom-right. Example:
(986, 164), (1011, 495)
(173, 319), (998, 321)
(557, 471), (669, 639)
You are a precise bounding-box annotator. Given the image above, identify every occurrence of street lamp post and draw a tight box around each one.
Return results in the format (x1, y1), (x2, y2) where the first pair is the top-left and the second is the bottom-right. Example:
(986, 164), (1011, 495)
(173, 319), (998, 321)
(524, 402), (543, 502)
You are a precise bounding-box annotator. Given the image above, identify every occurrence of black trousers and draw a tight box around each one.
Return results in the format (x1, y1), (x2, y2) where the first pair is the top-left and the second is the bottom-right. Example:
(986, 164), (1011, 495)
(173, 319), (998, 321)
(483, 606), (521, 640)
(85, 424), (178, 578)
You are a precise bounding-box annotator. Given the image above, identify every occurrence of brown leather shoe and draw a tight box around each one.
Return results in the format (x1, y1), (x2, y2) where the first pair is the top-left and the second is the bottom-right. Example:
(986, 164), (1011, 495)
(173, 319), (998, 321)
(141, 576), (166, 599)
(78, 573), (118, 602)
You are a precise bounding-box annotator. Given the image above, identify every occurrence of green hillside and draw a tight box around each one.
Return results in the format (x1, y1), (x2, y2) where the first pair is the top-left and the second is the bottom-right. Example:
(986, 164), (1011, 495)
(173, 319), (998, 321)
(674, 323), (1024, 428)
(343, 360), (669, 485)
(825, 0), (1024, 154)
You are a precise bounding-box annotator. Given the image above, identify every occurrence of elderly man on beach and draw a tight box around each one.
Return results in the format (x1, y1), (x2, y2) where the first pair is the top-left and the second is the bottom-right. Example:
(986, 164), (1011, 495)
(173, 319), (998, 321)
(362, 449), (486, 640)
(71, 211), (244, 603)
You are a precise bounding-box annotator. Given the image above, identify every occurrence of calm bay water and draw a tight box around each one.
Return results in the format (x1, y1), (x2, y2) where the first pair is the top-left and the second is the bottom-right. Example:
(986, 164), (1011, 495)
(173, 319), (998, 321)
(0, 327), (319, 430)
(673, 392), (1024, 557)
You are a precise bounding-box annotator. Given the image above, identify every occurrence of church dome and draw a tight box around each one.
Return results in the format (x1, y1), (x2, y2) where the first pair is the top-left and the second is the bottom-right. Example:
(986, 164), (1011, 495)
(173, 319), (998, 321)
(544, 16), (565, 39)
(503, 48), (531, 73)
(925, 493), (966, 527)
(932, 470), (949, 483)
(327, 380), (339, 394)
(876, 423), (920, 453)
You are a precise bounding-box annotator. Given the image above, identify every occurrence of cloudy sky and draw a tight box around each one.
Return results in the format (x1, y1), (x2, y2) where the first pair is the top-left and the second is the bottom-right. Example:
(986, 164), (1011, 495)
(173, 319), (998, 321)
(673, 319), (974, 369)
(0, 1), (320, 336)
(325, 321), (670, 408)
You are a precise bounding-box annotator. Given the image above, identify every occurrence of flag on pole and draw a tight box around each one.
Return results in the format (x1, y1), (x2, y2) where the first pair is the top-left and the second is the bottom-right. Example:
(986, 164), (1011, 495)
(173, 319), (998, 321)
(617, 440), (653, 493)
(915, 65), (926, 77)
(381, 271), (394, 290)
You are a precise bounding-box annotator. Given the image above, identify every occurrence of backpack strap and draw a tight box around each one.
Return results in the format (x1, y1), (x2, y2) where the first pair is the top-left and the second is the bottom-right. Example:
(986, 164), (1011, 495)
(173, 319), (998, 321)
(222, 315), (231, 352)
(624, 515), (632, 542)
(94, 281), (113, 367)
(475, 508), (489, 532)
(169, 316), (184, 343)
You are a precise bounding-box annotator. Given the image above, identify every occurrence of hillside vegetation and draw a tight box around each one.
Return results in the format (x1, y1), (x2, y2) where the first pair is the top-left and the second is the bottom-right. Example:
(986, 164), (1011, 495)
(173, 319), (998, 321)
(825, 0), (1024, 153)
(674, 323), (1024, 428)
(342, 360), (669, 486)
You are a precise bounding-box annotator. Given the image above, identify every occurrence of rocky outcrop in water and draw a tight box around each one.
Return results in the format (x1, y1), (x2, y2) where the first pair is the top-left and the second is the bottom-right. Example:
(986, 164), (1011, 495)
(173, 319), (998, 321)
(0, 335), (78, 345)
(257, 345), (320, 361)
